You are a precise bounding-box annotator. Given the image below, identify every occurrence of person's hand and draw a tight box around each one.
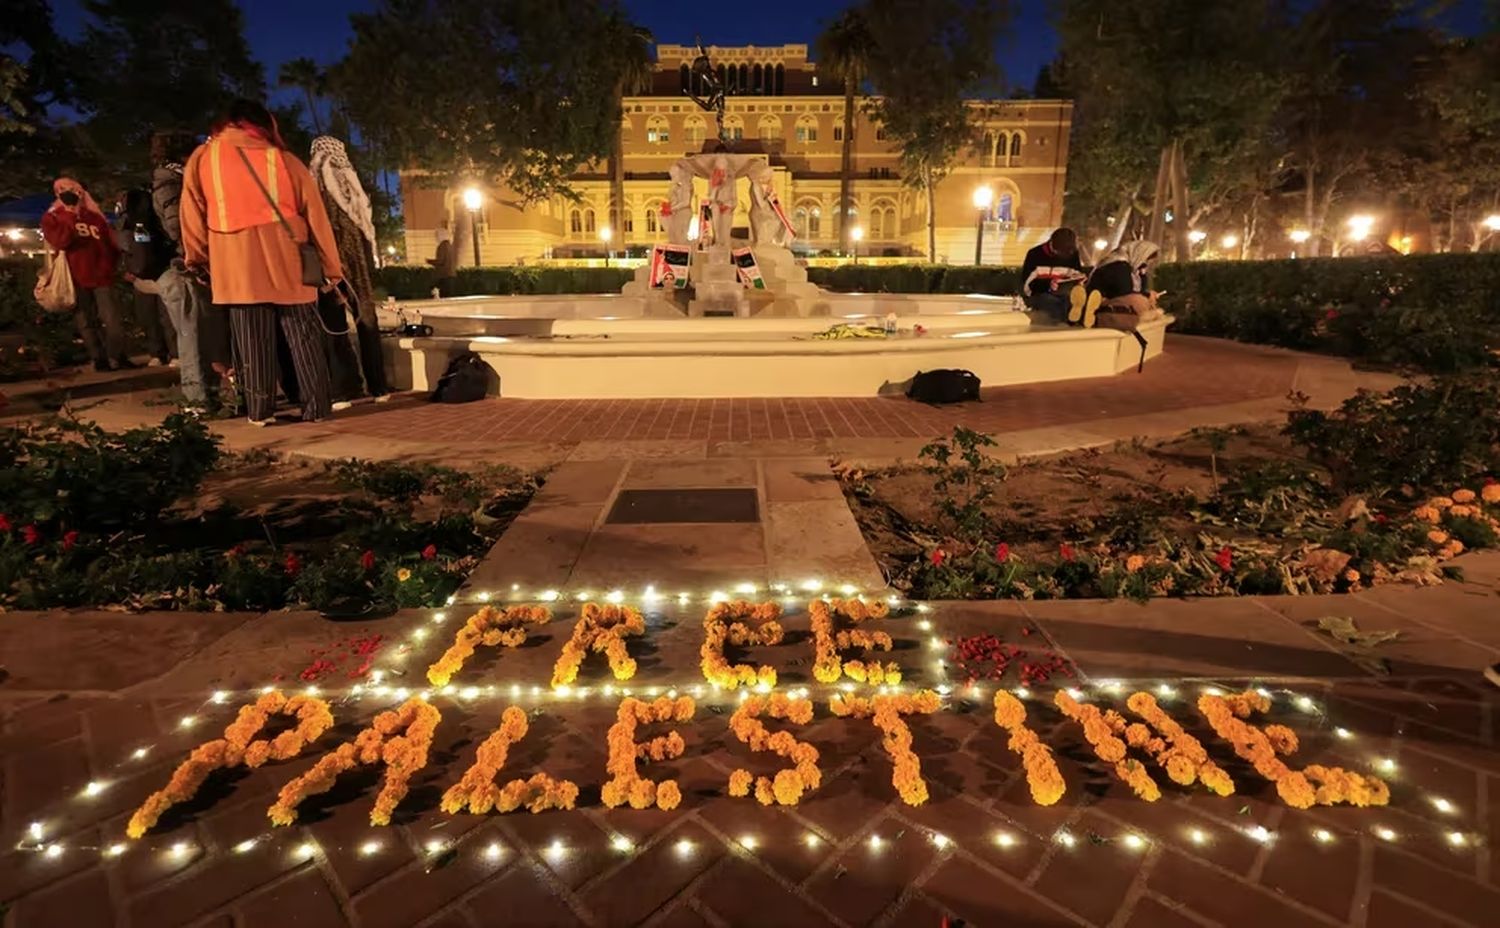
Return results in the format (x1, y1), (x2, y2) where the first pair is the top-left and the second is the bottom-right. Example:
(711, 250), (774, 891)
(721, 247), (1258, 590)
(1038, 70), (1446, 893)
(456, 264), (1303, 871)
(320, 276), (344, 293)
(123, 272), (136, 283)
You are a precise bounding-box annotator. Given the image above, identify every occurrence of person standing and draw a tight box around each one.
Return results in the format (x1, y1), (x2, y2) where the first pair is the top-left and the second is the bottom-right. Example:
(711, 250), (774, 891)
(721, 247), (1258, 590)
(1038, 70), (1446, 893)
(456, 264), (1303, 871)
(179, 100), (342, 425)
(115, 186), (175, 366)
(153, 129), (230, 411)
(309, 135), (390, 400)
(40, 176), (128, 372)
(427, 219), (456, 296)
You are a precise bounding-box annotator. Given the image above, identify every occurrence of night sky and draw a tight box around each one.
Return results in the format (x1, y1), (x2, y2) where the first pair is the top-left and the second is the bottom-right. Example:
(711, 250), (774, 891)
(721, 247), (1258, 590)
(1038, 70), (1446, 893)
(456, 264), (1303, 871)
(48, 0), (1065, 100)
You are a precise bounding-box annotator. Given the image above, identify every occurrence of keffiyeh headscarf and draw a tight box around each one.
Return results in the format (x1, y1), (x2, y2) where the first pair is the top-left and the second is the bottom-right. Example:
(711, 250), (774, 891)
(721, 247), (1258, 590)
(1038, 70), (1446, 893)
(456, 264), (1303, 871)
(1101, 240), (1160, 293)
(309, 136), (377, 248)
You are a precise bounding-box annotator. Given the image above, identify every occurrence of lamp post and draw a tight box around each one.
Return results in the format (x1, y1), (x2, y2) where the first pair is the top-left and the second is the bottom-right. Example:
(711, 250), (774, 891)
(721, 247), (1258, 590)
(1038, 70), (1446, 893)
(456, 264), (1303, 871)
(461, 187), (483, 268)
(599, 225), (613, 267)
(1288, 228), (1310, 259)
(972, 186), (994, 266)
(850, 226), (864, 265)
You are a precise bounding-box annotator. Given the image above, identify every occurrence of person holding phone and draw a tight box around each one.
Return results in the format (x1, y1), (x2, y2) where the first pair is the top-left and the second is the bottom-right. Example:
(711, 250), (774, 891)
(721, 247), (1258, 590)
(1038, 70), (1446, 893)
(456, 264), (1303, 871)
(1073, 240), (1163, 329)
(179, 99), (343, 426)
(40, 176), (127, 372)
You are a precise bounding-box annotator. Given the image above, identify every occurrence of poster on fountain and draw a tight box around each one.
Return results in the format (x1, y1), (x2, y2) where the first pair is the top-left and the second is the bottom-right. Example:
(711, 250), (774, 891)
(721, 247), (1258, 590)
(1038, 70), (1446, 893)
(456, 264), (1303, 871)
(649, 244), (691, 289)
(698, 202), (716, 248)
(761, 182), (796, 240)
(732, 247), (766, 289)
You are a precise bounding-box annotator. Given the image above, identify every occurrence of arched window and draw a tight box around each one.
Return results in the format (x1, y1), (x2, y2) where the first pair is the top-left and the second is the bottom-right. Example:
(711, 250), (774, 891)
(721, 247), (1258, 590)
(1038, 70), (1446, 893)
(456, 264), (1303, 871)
(679, 64), (690, 93)
(584, 208), (596, 233)
(753, 63), (763, 94)
(716, 64), (727, 90)
(620, 201), (633, 234)
(774, 63), (785, 95)
(685, 115), (707, 146)
(738, 63), (748, 93)
(757, 113), (781, 142)
(646, 207), (659, 234)
(875, 125), (887, 141)
(795, 114), (819, 144)
(871, 200), (897, 239)
(1009, 133), (1023, 164)
(982, 131), (995, 166)
(723, 114), (745, 141)
(646, 115), (670, 144)
(997, 193), (1014, 223)
(570, 209), (582, 234)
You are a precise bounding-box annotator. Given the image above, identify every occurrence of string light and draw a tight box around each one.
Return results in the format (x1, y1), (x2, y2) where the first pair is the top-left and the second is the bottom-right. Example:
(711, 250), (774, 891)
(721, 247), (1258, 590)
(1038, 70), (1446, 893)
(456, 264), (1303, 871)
(739, 834), (759, 850)
(425, 839), (448, 855)
(1447, 831), (1468, 847)
(735, 583), (758, 595)
(931, 833), (951, 849)
(1014, 687), (1030, 699)
(210, 690), (229, 704)
(839, 584), (858, 595)
(1313, 829), (1334, 844)
(1335, 727), (1353, 739)
(432, 611), (447, 622)
(800, 580), (822, 592)
(606, 590), (625, 604)
(131, 747), (149, 760)
(179, 715), (197, 729)
(993, 831), (1016, 848)
(1376, 757), (1397, 773)
(1187, 828), (1208, 846)
(545, 839), (567, 862)
(1055, 830), (1077, 848)
(1296, 695), (1316, 713)
(359, 840), (382, 856)
(1156, 684), (1176, 697)
(1122, 834), (1147, 851)
(674, 838), (695, 858)
(1373, 826), (1396, 842)
(917, 619), (932, 631)
(1430, 797), (1454, 814)
(540, 590), (560, 602)
(44, 844), (63, 859)
(82, 780), (106, 798)
(169, 841), (192, 859)
(411, 628), (428, 642)
(294, 842), (317, 859)
(104, 843), (127, 858)
(1247, 826), (1273, 844)
(611, 835), (633, 852)
(867, 834), (883, 851)
(28, 822), (43, 841)
(478, 592), (492, 602)
(234, 839), (258, 854)
(804, 833), (822, 848)
(485, 842), (505, 861)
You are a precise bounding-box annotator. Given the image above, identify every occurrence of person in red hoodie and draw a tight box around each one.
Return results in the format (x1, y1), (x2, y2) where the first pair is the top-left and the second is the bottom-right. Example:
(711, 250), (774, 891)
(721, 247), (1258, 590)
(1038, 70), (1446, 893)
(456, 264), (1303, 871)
(41, 176), (128, 371)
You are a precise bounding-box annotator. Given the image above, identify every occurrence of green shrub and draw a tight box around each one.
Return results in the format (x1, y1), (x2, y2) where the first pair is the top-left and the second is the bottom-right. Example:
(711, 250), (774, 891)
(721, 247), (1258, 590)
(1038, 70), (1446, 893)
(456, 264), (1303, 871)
(1283, 374), (1500, 495)
(0, 413), (221, 530)
(1, 256), (88, 376)
(1155, 254), (1500, 372)
(806, 263), (1022, 295)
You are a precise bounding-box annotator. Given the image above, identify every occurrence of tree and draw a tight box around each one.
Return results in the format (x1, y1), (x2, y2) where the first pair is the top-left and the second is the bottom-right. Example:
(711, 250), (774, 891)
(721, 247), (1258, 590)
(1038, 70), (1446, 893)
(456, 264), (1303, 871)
(334, 0), (642, 266)
(862, 0), (1010, 262)
(1054, 0), (1284, 259)
(1, 0), (81, 198)
(278, 57), (327, 136)
(71, 0), (265, 185)
(816, 7), (876, 255)
(603, 18), (654, 241)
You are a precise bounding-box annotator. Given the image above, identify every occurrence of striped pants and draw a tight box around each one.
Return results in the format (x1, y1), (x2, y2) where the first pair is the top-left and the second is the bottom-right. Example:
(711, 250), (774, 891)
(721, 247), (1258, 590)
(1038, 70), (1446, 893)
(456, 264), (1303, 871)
(226, 303), (332, 423)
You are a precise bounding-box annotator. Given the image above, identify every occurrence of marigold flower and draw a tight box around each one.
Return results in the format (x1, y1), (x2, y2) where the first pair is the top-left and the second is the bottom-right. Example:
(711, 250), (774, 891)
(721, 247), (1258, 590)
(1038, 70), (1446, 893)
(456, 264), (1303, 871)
(1056, 690), (1159, 800)
(1412, 505), (1442, 523)
(129, 691), (334, 839)
(993, 692), (1066, 805)
(1482, 483), (1500, 504)
(728, 768), (753, 797)
(552, 603), (645, 688)
(1125, 554), (1145, 573)
(602, 696), (694, 811)
(396, 567), (412, 582)
(830, 691), (938, 806)
(1427, 529), (1450, 545)
(700, 600), (784, 689)
(1429, 496), (1455, 509)
(726, 696), (819, 806)
(808, 598), (897, 686)
(427, 605), (551, 686)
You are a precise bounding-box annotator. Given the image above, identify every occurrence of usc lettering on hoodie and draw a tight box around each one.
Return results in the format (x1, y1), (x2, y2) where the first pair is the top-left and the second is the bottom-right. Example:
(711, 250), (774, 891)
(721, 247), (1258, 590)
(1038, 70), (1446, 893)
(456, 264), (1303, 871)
(41, 205), (120, 289)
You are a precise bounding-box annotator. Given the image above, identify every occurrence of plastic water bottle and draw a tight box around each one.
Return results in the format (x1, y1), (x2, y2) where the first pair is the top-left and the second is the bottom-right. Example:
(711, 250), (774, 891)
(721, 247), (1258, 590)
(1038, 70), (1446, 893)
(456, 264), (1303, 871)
(883, 312), (898, 334)
(430, 287), (441, 299)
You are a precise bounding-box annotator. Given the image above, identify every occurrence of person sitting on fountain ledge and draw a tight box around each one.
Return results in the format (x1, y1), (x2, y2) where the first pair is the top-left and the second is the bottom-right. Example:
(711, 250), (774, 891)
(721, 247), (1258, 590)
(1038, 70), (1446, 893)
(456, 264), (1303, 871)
(1020, 228), (1086, 323)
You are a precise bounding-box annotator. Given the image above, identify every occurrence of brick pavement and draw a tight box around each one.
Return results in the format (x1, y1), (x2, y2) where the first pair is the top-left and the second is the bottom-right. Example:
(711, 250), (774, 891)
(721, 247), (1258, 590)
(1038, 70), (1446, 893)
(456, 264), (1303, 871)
(3, 572), (1498, 928)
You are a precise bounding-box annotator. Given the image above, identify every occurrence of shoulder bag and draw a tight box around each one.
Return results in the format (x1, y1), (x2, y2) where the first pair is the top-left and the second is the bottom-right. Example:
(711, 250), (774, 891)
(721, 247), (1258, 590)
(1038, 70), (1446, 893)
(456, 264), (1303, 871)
(234, 147), (325, 287)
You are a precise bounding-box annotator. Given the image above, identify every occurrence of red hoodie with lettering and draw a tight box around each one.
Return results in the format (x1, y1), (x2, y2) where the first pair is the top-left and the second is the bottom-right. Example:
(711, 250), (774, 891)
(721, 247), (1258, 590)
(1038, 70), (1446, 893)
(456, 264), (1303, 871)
(41, 204), (120, 289)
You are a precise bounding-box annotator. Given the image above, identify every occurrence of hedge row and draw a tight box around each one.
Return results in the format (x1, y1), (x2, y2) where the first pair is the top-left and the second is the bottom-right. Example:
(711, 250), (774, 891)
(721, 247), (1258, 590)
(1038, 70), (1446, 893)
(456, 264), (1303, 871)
(374, 265), (635, 300)
(1155, 254), (1500, 372)
(807, 264), (1025, 295)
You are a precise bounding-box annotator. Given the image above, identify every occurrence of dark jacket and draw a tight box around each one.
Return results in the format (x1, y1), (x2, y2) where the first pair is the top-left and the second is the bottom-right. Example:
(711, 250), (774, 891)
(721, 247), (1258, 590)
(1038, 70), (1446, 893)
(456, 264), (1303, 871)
(151, 163), (185, 250)
(1020, 242), (1084, 296)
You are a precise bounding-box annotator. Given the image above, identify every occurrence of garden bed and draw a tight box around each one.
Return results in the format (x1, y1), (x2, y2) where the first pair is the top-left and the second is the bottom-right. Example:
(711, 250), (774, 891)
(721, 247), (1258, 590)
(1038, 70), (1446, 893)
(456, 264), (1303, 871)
(0, 414), (539, 613)
(841, 377), (1500, 600)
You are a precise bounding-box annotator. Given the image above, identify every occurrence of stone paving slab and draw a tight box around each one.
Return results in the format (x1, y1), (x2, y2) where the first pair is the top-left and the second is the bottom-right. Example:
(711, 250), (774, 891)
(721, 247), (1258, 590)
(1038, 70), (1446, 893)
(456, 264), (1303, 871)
(2, 571), (1499, 928)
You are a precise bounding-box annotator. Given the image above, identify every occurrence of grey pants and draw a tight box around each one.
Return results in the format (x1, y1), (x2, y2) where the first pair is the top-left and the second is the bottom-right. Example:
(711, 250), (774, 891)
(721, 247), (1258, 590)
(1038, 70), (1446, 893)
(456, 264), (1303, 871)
(158, 267), (226, 405)
(227, 303), (332, 423)
(74, 286), (126, 364)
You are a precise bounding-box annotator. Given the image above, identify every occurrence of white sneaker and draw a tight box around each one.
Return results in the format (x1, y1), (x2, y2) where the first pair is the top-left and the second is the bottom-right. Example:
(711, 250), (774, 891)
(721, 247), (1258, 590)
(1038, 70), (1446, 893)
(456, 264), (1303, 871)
(248, 418), (271, 428)
(147, 358), (164, 367)
(169, 358), (180, 368)
(374, 393), (392, 403)
(332, 400), (353, 411)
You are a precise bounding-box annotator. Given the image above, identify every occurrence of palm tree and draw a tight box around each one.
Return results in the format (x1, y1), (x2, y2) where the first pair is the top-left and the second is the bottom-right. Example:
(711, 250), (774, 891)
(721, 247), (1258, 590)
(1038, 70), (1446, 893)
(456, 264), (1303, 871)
(816, 8), (875, 255)
(278, 57), (326, 135)
(606, 20), (655, 244)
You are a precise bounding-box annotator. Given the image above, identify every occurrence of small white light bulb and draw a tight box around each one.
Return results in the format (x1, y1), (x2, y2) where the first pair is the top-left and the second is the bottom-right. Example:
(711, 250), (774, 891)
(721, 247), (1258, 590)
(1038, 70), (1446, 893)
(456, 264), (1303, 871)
(1056, 830), (1077, 848)
(210, 690), (228, 704)
(675, 838), (695, 857)
(105, 843), (127, 858)
(739, 834), (759, 850)
(234, 838), (258, 854)
(1373, 826), (1396, 842)
(804, 832), (822, 848)
(931, 833), (951, 849)
(868, 834), (883, 851)
(1188, 828), (1207, 846)
(1122, 834), (1146, 851)
(1313, 829), (1334, 844)
(1431, 797), (1454, 814)
(611, 835), (633, 852)
(1447, 831), (1468, 847)
(994, 831), (1016, 848)
(359, 840), (382, 856)
(83, 780), (106, 798)
(485, 842), (504, 861)
(44, 844), (63, 859)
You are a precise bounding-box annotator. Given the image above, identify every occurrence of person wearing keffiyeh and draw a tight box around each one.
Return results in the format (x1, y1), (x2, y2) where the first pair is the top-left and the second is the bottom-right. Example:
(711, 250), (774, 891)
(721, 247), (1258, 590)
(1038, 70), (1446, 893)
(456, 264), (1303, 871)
(1072, 239), (1163, 328)
(309, 135), (390, 399)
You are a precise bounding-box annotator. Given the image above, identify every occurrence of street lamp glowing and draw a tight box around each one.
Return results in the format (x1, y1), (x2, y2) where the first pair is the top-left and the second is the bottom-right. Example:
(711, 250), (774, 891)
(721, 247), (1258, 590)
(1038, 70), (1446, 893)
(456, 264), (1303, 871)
(1346, 214), (1375, 242)
(971, 187), (993, 266)
(1188, 230), (1207, 244)
(1288, 229), (1311, 244)
(461, 187), (482, 212)
(850, 226), (865, 243)
(1484, 215), (1500, 232)
(599, 226), (613, 243)
(1093, 238), (1109, 251)
(971, 186), (994, 210)
(1220, 234), (1239, 249)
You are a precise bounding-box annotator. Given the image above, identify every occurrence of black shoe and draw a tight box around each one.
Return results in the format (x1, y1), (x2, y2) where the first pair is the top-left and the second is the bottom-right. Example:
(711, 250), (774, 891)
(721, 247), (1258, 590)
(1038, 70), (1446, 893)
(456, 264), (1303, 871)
(1485, 663), (1500, 690)
(93, 359), (112, 373)
(114, 358), (140, 370)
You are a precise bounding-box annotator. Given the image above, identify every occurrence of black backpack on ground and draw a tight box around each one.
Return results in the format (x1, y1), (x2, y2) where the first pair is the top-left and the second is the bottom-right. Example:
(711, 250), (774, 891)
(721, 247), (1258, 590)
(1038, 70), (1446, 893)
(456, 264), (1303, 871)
(907, 369), (982, 405)
(430, 351), (490, 403)
(118, 187), (174, 279)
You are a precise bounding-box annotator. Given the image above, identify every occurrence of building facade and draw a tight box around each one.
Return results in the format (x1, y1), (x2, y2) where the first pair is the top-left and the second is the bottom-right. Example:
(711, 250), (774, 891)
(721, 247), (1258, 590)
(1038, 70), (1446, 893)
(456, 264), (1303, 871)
(400, 44), (1072, 267)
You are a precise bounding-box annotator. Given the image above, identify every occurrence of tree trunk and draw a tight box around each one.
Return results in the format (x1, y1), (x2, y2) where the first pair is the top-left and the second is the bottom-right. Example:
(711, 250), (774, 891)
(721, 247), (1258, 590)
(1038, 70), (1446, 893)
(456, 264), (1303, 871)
(1108, 194), (1134, 251)
(1169, 139), (1191, 262)
(925, 167), (937, 263)
(609, 84), (626, 243)
(1314, 186), (1336, 257)
(1148, 145), (1170, 247)
(838, 85), (855, 254)
(450, 188), (479, 269)
(304, 89), (323, 135)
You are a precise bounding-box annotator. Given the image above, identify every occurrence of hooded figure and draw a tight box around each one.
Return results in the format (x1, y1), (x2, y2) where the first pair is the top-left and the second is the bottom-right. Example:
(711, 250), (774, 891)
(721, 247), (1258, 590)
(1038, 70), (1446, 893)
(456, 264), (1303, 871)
(308, 135), (389, 399)
(1071, 239), (1163, 328)
(40, 175), (127, 370)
